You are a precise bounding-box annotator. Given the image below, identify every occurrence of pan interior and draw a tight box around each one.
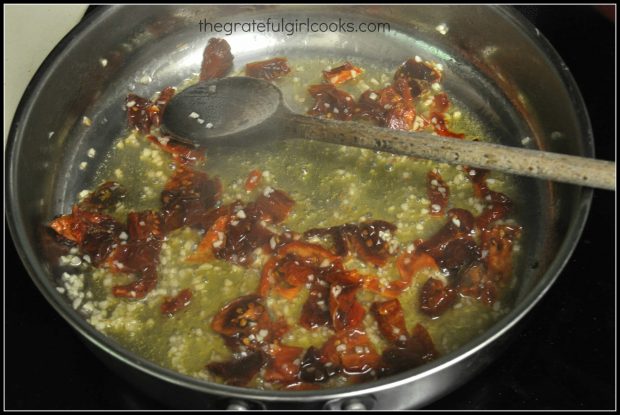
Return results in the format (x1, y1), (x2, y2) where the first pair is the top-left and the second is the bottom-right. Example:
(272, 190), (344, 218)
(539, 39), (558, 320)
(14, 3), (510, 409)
(8, 5), (591, 406)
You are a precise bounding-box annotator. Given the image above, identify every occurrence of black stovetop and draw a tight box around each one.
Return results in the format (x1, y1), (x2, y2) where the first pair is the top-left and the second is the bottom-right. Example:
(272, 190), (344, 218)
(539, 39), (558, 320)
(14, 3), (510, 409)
(5, 5), (615, 410)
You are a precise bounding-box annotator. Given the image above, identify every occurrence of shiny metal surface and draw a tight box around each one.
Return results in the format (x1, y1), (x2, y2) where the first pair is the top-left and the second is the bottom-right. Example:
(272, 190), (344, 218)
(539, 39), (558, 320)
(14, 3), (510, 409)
(6, 5), (593, 409)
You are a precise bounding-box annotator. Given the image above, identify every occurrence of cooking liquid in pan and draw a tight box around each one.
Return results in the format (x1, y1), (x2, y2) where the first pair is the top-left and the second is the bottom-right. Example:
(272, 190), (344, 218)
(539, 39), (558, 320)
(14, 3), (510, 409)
(55, 56), (522, 390)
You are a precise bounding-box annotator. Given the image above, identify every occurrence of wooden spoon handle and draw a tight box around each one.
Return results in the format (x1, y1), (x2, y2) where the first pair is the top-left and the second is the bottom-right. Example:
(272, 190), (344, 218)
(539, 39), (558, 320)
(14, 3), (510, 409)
(283, 113), (615, 191)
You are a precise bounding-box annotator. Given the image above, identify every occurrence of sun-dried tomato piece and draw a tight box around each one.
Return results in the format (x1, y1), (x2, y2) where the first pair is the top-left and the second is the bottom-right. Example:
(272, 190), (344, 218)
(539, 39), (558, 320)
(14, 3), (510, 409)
(146, 135), (205, 164)
(379, 323), (439, 377)
(244, 169), (262, 192)
(307, 84), (356, 121)
(476, 191), (513, 232)
(416, 208), (475, 255)
(394, 252), (439, 287)
(464, 167), (489, 198)
(385, 104), (416, 131)
(329, 283), (365, 332)
(427, 170), (449, 217)
(346, 221), (397, 267)
(111, 269), (158, 299)
(50, 206), (122, 244)
(80, 181), (126, 211)
(255, 189), (295, 223)
(299, 346), (339, 383)
(50, 206), (125, 266)
(299, 281), (331, 329)
(206, 350), (268, 386)
(160, 288), (192, 316)
(199, 38), (233, 81)
(419, 277), (458, 317)
(214, 208), (274, 267)
(394, 58), (441, 97)
(126, 87), (176, 134)
(160, 166), (222, 233)
(125, 210), (163, 242)
(264, 343), (304, 384)
(211, 294), (272, 350)
(186, 215), (230, 263)
(321, 329), (381, 376)
(126, 94), (154, 134)
(323, 62), (363, 85)
(277, 241), (339, 265)
(305, 220), (397, 267)
(432, 238), (480, 277)
(245, 57), (291, 81)
(371, 299), (408, 344)
(457, 260), (497, 305)
(109, 211), (163, 299)
(481, 224), (521, 283)
(357, 86), (413, 130)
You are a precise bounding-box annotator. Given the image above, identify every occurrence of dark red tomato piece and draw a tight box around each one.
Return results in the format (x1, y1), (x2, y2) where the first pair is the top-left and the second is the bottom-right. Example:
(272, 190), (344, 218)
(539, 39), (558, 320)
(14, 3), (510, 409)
(126, 94), (154, 133)
(457, 260), (497, 306)
(299, 346), (339, 383)
(419, 277), (458, 317)
(146, 87), (177, 128)
(321, 329), (382, 376)
(199, 38), (233, 81)
(394, 58), (441, 97)
(50, 206), (125, 266)
(126, 210), (163, 242)
(379, 323), (439, 377)
(276, 258), (316, 287)
(160, 166), (222, 233)
(385, 104), (416, 131)
(346, 221), (398, 267)
(305, 220), (397, 267)
(255, 189), (295, 223)
(111, 269), (158, 299)
(481, 224), (522, 283)
(356, 86), (409, 128)
(263, 343), (304, 384)
(50, 206), (122, 246)
(329, 283), (365, 332)
(432, 237), (480, 277)
(417, 208), (475, 255)
(186, 215), (230, 263)
(211, 294), (272, 349)
(160, 288), (192, 317)
(244, 169), (262, 192)
(476, 191), (513, 232)
(464, 167), (490, 199)
(214, 210), (273, 267)
(395, 251), (439, 285)
(307, 84), (356, 121)
(299, 281), (331, 329)
(146, 135), (205, 164)
(278, 241), (339, 265)
(80, 181), (126, 211)
(427, 170), (449, 217)
(206, 350), (268, 387)
(323, 62), (363, 85)
(245, 57), (291, 81)
(371, 299), (408, 344)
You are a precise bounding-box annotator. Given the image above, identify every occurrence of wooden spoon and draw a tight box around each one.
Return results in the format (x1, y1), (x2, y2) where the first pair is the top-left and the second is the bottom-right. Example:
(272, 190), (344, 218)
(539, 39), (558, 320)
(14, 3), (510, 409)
(161, 77), (615, 190)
